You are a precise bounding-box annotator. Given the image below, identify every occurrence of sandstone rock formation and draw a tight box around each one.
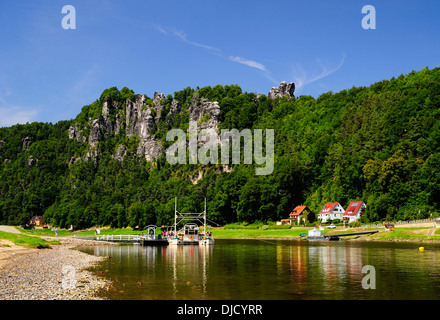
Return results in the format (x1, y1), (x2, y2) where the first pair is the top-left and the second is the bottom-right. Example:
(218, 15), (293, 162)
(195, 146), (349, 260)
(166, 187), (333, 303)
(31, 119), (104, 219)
(268, 81), (295, 99)
(67, 82), (284, 164)
(189, 93), (220, 129)
(22, 137), (32, 151)
(68, 90), (173, 164)
(27, 155), (38, 167)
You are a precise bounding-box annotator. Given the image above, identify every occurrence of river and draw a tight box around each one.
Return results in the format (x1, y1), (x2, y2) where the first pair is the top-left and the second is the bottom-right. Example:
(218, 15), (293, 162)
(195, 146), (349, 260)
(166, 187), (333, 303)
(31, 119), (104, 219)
(79, 239), (440, 300)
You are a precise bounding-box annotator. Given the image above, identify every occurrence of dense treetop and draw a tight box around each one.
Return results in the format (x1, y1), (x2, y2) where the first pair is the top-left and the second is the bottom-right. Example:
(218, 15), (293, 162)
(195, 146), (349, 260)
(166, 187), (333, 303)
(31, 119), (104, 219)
(1, 67), (440, 228)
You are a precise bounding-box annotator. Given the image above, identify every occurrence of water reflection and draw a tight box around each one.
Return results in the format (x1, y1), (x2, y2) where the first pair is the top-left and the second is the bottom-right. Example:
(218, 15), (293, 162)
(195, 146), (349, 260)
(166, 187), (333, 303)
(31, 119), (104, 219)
(165, 245), (213, 299)
(85, 240), (440, 300)
(91, 244), (213, 299)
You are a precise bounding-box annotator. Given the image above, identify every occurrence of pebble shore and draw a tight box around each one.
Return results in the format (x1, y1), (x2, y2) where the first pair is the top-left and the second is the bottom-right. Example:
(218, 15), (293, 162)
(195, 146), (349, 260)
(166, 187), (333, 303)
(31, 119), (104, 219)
(0, 237), (114, 300)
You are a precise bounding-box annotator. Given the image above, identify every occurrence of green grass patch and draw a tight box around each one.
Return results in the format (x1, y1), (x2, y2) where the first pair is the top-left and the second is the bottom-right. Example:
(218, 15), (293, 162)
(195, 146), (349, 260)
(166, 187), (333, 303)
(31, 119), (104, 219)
(211, 227), (312, 239)
(223, 222), (293, 230)
(18, 227), (72, 237)
(369, 227), (440, 241)
(0, 231), (59, 249)
(74, 227), (147, 237)
(20, 227), (148, 238)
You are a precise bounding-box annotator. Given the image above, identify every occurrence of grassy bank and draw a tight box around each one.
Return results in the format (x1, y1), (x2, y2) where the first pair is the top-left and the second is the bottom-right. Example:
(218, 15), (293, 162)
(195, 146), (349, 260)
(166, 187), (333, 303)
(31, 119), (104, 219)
(18, 224), (440, 243)
(0, 231), (60, 249)
(214, 225), (440, 242)
(211, 227), (311, 239)
(19, 226), (146, 238)
(367, 227), (440, 242)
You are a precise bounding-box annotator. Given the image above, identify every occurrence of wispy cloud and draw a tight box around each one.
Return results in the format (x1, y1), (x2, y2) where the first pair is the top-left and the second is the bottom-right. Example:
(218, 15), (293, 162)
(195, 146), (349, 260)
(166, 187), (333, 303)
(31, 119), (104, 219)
(153, 24), (168, 35)
(0, 87), (38, 127)
(153, 24), (275, 81)
(173, 29), (220, 51)
(70, 65), (99, 95)
(228, 56), (279, 85)
(0, 106), (38, 127)
(153, 24), (220, 52)
(153, 23), (343, 90)
(292, 53), (346, 92)
(228, 56), (267, 72)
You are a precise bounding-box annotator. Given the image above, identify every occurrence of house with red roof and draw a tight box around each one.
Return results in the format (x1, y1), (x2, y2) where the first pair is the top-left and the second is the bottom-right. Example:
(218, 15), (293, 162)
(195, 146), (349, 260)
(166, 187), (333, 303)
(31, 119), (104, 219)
(318, 202), (345, 223)
(290, 205), (315, 224)
(280, 205), (314, 225)
(343, 201), (366, 223)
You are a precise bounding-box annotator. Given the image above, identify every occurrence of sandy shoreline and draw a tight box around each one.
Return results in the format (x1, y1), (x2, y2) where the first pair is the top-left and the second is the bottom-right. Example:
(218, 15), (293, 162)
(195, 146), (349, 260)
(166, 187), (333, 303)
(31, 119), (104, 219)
(0, 237), (115, 300)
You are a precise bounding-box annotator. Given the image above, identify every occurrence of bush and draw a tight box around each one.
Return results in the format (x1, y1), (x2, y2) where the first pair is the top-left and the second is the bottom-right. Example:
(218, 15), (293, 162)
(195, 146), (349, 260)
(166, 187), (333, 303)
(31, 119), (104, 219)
(348, 221), (360, 228)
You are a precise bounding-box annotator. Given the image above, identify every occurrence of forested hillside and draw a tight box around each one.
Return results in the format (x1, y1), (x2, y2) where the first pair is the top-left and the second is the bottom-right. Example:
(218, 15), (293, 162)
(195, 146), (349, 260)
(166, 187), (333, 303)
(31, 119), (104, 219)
(1, 67), (440, 228)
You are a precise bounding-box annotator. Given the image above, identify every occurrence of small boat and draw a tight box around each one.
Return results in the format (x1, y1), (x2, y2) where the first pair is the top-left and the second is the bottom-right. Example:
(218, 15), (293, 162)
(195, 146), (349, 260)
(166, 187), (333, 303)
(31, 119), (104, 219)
(305, 228), (335, 241)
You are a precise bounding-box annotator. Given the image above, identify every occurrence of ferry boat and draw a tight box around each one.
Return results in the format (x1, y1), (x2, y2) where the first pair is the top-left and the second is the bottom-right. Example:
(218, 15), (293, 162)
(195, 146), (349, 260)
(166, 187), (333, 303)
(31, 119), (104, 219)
(168, 198), (215, 245)
(168, 223), (215, 245)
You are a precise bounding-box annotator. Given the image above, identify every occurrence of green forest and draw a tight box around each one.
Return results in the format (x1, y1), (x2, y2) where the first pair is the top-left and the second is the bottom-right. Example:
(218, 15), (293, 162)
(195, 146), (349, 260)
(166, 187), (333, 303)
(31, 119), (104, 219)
(1, 67), (440, 229)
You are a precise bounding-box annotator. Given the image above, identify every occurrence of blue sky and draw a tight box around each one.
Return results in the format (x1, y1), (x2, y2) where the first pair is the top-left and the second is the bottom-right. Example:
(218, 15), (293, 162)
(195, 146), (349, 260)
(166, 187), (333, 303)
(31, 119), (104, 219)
(0, 0), (439, 127)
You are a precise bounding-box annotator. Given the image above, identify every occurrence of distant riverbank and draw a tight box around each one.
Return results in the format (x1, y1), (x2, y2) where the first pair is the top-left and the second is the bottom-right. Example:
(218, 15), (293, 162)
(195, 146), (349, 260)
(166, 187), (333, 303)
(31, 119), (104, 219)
(10, 223), (440, 245)
(211, 226), (440, 243)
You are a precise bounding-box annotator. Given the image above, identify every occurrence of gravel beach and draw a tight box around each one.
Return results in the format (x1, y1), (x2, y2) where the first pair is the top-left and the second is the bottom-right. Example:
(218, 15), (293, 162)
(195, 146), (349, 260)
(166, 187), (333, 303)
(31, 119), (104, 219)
(0, 237), (114, 300)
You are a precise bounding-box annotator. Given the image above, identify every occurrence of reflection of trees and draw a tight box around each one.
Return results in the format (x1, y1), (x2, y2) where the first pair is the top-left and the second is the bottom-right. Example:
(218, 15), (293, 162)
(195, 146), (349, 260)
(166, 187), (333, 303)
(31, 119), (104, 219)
(163, 245), (213, 299)
(89, 242), (440, 300)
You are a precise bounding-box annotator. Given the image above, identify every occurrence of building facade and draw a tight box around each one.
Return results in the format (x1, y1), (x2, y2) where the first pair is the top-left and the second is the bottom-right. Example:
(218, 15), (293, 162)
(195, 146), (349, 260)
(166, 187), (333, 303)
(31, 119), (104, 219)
(318, 202), (345, 223)
(343, 201), (366, 223)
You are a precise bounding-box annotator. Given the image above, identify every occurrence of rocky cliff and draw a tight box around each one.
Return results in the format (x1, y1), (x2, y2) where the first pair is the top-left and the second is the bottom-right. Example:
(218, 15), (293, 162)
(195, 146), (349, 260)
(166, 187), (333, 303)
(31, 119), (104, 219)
(268, 81), (295, 99)
(68, 82), (294, 163)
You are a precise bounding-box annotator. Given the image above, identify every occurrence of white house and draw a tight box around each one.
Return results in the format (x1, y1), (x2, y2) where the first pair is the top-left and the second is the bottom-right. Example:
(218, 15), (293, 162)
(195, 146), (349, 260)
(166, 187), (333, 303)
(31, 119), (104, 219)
(318, 202), (345, 223)
(343, 201), (366, 223)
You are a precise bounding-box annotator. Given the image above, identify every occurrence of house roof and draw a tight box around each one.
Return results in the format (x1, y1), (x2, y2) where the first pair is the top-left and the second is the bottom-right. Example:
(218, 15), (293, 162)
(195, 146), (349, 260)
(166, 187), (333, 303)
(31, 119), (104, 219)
(290, 205), (308, 216)
(319, 202), (339, 214)
(344, 201), (365, 216)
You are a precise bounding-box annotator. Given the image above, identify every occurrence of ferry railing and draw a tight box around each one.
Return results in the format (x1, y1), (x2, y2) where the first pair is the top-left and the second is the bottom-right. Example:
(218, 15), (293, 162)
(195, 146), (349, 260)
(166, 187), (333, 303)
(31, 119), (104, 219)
(95, 234), (143, 241)
(74, 233), (214, 242)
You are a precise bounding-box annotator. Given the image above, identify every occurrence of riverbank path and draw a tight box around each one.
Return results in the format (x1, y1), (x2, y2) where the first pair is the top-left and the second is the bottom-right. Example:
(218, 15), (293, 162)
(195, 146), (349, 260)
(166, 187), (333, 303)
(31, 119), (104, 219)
(0, 226), (21, 234)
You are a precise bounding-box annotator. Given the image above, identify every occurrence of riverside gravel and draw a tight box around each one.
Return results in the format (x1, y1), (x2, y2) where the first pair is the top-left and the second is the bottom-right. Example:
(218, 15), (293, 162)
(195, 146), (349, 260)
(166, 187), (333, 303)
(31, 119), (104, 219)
(0, 237), (114, 300)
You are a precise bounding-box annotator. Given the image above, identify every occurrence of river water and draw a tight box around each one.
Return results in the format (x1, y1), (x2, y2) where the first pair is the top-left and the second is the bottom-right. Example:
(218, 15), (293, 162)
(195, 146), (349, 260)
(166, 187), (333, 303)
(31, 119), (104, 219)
(80, 239), (440, 300)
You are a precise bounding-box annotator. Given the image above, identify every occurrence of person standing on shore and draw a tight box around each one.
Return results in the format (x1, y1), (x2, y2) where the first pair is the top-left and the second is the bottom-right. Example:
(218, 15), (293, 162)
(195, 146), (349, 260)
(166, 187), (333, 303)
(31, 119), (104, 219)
(55, 228), (58, 237)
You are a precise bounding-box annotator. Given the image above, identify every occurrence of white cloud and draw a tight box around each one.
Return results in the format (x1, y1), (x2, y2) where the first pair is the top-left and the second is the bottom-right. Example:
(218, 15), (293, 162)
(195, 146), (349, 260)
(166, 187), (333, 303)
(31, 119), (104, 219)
(292, 53), (346, 93)
(0, 88), (39, 127)
(153, 24), (168, 35)
(153, 24), (220, 52)
(153, 24), (272, 79)
(70, 65), (98, 94)
(0, 106), (38, 127)
(228, 56), (267, 72)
